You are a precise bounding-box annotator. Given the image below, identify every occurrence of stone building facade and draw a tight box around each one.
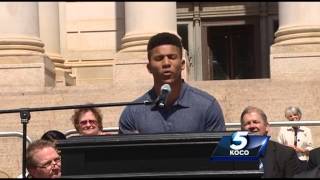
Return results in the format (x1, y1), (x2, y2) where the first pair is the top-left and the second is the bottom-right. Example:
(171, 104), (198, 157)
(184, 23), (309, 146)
(0, 2), (320, 177)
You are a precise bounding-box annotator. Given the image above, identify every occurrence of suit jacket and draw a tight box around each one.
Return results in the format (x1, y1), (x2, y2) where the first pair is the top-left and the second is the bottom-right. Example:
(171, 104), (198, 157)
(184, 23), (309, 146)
(294, 165), (320, 178)
(261, 140), (302, 178)
(308, 147), (320, 170)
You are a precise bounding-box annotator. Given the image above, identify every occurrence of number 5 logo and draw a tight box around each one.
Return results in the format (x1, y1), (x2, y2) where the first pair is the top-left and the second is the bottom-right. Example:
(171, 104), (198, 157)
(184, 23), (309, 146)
(230, 131), (248, 150)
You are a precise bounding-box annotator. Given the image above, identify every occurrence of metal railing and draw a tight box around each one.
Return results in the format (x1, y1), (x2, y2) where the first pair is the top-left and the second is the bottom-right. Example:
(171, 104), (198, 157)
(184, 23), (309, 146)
(64, 120), (320, 137)
(2, 121), (319, 140)
(0, 132), (32, 144)
(225, 120), (320, 128)
(0, 101), (152, 178)
(64, 127), (118, 137)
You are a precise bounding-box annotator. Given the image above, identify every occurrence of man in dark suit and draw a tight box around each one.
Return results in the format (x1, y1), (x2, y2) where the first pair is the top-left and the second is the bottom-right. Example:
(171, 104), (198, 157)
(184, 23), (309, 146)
(308, 147), (320, 170)
(240, 106), (303, 178)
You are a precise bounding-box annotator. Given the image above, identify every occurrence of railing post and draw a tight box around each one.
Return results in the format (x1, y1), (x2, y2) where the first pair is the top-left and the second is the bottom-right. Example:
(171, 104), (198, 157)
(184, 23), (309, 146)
(20, 109), (31, 179)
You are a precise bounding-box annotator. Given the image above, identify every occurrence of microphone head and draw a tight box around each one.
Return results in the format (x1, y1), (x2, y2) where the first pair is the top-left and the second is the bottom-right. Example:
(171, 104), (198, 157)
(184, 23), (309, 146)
(158, 84), (171, 108)
(161, 84), (171, 93)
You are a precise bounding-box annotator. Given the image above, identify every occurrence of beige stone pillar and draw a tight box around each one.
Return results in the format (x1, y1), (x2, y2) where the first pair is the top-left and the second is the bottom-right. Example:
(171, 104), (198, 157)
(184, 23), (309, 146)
(0, 2), (44, 55)
(0, 2), (55, 88)
(271, 2), (320, 81)
(114, 2), (178, 86)
(121, 2), (177, 52)
(39, 2), (69, 86)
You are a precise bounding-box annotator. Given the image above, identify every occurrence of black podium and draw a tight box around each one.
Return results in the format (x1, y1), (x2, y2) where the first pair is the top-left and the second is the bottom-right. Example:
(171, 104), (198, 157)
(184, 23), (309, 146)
(56, 132), (263, 178)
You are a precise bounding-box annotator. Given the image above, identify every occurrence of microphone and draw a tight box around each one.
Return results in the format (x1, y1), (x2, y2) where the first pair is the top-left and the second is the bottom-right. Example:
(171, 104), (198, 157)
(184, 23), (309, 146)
(157, 84), (171, 108)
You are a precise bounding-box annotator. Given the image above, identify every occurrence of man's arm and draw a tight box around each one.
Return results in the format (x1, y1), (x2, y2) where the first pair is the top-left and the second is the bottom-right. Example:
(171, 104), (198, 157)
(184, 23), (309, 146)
(277, 127), (286, 145)
(308, 148), (320, 170)
(118, 107), (138, 134)
(304, 128), (314, 153)
(204, 100), (226, 131)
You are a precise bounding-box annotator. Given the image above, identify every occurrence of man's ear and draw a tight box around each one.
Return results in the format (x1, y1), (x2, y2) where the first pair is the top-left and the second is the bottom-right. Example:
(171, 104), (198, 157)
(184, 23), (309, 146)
(265, 123), (270, 135)
(181, 59), (186, 70)
(28, 168), (37, 177)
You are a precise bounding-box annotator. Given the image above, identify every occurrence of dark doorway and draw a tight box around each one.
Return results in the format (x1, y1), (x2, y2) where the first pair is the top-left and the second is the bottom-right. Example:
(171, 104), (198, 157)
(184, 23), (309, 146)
(177, 24), (189, 51)
(206, 25), (256, 80)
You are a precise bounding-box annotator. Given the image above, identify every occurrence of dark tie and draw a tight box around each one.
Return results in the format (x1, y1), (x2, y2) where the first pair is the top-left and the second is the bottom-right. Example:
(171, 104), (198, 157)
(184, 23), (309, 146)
(293, 127), (298, 146)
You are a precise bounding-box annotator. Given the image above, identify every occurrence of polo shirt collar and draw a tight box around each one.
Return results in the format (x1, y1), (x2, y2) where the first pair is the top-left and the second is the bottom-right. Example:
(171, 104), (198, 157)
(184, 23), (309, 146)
(147, 81), (191, 109)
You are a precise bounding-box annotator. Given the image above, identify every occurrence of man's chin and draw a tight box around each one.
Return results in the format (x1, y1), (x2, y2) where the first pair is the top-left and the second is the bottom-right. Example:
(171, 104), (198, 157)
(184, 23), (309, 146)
(248, 131), (263, 135)
(161, 79), (174, 84)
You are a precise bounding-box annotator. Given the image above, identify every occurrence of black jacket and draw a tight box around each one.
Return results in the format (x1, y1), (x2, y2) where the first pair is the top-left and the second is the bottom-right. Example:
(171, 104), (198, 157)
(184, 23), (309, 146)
(294, 165), (320, 178)
(261, 140), (302, 178)
(308, 147), (320, 170)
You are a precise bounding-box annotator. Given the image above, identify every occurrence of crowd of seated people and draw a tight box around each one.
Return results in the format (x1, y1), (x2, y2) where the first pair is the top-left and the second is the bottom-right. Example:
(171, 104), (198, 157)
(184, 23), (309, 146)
(24, 105), (320, 178)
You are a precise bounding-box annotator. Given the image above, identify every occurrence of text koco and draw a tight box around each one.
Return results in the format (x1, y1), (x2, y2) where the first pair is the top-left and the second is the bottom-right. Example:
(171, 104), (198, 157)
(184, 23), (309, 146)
(230, 149), (250, 156)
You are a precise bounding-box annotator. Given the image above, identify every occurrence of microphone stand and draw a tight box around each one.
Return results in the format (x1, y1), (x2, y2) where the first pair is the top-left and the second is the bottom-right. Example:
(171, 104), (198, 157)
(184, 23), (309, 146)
(0, 100), (153, 178)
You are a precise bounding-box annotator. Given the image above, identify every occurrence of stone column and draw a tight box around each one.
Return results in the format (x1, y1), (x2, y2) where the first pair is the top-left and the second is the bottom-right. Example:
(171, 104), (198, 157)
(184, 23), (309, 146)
(38, 2), (69, 86)
(270, 2), (320, 81)
(0, 2), (55, 89)
(114, 2), (177, 87)
(193, 3), (202, 81)
(121, 2), (177, 52)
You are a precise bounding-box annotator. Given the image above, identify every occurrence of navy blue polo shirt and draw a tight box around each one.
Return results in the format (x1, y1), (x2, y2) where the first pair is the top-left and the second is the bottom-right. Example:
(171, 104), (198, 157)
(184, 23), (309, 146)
(118, 82), (226, 134)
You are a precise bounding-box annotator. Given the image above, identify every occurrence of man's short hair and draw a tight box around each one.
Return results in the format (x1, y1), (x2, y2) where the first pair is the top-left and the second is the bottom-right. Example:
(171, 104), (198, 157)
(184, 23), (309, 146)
(240, 106), (268, 125)
(26, 140), (57, 169)
(147, 32), (183, 60)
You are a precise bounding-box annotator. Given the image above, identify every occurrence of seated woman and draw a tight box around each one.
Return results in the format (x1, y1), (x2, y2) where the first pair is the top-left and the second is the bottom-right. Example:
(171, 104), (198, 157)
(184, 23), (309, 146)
(277, 106), (313, 161)
(71, 107), (109, 136)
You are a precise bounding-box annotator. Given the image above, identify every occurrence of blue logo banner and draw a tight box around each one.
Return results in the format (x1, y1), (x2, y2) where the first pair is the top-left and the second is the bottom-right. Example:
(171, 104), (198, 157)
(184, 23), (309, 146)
(210, 131), (270, 161)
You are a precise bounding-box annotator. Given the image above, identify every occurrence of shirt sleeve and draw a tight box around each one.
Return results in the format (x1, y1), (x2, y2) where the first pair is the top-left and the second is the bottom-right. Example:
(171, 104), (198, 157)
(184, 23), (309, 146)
(277, 127), (285, 145)
(204, 99), (226, 131)
(304, 128), (314, 151)
(118, 106), (138, 134)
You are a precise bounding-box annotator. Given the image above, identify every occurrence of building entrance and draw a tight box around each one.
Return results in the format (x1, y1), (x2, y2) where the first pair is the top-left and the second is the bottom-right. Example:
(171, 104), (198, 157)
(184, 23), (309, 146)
(206, 25), (255, 80)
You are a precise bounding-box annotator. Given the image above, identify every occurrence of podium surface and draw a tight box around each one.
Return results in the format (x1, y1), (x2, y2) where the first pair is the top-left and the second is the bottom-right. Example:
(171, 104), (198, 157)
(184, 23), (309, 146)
(56, 132), (263, 178)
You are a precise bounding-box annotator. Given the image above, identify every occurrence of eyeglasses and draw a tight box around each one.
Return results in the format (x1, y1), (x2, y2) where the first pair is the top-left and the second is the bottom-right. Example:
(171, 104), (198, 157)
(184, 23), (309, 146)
(36, 156), (61, 169)
(79, 119), (97, 126)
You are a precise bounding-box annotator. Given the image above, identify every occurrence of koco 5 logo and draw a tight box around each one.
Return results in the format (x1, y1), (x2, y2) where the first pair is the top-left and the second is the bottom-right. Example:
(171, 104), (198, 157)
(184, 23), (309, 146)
(230, 131), (250, 156)
(211, 131), (270, 161)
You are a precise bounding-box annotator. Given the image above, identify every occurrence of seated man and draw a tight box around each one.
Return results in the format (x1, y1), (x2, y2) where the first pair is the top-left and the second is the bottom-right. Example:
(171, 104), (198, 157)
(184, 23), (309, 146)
(240, 106), (302, 178)
(119, 32), (225, 134)
(26, 140), (61, 178)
